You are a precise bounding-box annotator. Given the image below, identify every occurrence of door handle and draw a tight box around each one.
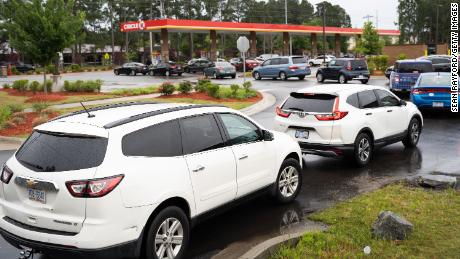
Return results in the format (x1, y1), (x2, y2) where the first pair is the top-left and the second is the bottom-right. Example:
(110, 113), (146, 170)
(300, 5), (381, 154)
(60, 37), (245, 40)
(192, 165), (205, 172)
(239, 154), (249, 160)
(365, 112), (373, 115)
(387, 109), (393, 112)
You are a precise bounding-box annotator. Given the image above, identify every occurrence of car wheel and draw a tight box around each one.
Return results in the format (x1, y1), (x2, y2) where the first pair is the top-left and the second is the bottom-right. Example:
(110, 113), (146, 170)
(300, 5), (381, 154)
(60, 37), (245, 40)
(338, 74), (347, 84)
(360, 79), (369, 84)
(145, 206), (189, 259)
(353, 133), (373, 166)
(309, 62), (314, 67)
(114, 70), (119, 75)
(212, 72), (217, 79)
(402, 118), (421, 148)
(165, 70), (170, 77)
(130, 70), (136, 76)
(316, 73), (324, 83)
(253, 71), (261, 80)
(178, 73), (182, 76)
(231, 75), (236, 79)
(298, 76), (305, 80)
(184, 68), (189, 73)
(280, 71), (287, 81)
(272, 158), (302, 203)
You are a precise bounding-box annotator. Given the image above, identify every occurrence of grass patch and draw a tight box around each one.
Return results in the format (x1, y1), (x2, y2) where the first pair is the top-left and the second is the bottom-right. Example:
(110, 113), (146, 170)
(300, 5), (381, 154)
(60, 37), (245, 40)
(111, 86), (158, 96)
(273, 184), (460, 258)
(0, 91), (29, 106)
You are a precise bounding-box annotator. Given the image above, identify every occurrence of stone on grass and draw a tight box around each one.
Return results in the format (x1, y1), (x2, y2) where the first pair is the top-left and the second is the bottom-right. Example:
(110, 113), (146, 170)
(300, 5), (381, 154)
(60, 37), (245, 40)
(372, 211), (413, 240)
(419, 174), (456, 190)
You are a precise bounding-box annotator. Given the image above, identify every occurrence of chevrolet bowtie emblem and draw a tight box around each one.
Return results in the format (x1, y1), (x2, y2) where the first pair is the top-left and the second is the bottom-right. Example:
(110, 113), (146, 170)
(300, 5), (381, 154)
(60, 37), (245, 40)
(26, 179), (38, 188)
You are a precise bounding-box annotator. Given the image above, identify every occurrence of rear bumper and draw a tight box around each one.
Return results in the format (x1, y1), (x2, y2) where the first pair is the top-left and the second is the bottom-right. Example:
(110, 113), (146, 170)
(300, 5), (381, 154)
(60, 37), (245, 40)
(287, 70), (310, 77)
(299, 142), (354, 157)
(0, 227), (140, 259)
(344, 71), (370, 80)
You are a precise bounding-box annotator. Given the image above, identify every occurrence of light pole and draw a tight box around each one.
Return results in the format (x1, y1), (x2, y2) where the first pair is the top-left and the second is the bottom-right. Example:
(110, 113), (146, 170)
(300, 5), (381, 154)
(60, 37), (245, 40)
(285, 0), (292, 55)
(435, 0), (439, 45)
(149, 4), (154, 65)
(321, 3), (326, 64)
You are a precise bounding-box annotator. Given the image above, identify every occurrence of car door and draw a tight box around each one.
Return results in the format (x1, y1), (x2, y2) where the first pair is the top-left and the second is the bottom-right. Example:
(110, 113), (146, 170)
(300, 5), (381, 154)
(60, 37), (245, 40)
(217, 113), (276, 197)
(180, 114), (237, 214)
(374, 89), (409, 136)
(258, 59), (271, 76)
(326, 60), (342, 79)
(322, 60), (334, 79)
(268, 58), (280, 76)
(357, 90), (388, 141)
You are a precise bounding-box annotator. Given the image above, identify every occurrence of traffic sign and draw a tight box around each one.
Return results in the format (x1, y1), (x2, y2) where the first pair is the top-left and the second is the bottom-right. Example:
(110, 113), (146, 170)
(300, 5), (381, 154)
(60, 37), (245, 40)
(237, 36), (250, 52)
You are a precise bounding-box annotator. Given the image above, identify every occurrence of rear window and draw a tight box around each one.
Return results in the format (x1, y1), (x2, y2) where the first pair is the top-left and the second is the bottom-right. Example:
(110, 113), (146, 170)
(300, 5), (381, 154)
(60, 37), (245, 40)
(282, 93), (336, 113)
(395, 62), (433, 73)
(15, 131), (108, 172)
(350, 60), (367, 69)
(292, 57), (307, 64)
(418, 74), (450, 87)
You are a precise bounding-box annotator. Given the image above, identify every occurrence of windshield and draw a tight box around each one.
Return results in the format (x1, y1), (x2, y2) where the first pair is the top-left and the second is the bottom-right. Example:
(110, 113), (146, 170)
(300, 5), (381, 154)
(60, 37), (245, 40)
(15, 131), (108, 172)
(418, 74), (450, 87)
(282, 93), (336, 113)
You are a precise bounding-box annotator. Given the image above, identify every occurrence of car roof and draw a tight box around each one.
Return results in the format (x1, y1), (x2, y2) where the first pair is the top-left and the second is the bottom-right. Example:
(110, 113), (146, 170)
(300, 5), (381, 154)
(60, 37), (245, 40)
(396, 59), (432, 63)
(295, 84), (385, 96)
(418, 72), (449, 76)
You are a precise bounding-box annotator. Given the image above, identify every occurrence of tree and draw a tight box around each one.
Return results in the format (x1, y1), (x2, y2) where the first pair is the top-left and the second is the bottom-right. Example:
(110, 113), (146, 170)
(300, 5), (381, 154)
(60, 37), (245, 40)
(4, 0), (84, 93)
(356, 21), (383, 55)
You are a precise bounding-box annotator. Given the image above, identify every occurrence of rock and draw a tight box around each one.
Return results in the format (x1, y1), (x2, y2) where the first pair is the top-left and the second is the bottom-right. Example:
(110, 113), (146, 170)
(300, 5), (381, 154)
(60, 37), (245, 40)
(372, 211), (413, 240)
(419, 174), (457, 190)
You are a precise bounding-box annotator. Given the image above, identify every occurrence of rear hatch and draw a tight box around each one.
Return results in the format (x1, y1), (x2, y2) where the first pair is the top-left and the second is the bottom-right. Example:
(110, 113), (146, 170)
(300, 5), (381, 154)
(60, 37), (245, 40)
(393, 62), (433, 89)
(349, 59), (368, 71)
(291, 56), (310, 71)
(413, 74), (451, 101)
(278, 93), (338, 144)
(1, 127), (108, 234)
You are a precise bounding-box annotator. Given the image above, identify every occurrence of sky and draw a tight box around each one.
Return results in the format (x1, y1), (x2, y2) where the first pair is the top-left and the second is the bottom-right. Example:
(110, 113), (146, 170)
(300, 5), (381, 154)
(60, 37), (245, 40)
(306, 0), (399, 29)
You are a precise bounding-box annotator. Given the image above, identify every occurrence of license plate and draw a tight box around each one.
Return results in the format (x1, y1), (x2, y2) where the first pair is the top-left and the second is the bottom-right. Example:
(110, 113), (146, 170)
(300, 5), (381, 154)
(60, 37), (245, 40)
(433, 102), (444, 107)
(358, 75), (365, 79)
(28, 188), (46, 204)
(295, 130), (309, 139)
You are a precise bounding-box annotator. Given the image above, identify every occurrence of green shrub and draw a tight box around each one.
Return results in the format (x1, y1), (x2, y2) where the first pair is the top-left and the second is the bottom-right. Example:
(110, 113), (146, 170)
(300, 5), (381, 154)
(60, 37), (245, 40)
(32, 102), (50, 113)
(195, 78), (211, 93)
(112, 86), (157, 96)
(2, 83), (10, 89)
(70, 64), (82, 72)
(37, 80), (52, 92)
(7, 103), (24, 113)
(45, 64), (59, 74)
(178, 81), (192, 94)
(368, 61), (376, 74)
(230, 84), (240, 98)
(12, 80), (29, 92)
(11, 67), (20, 75)
(159, 82), (175, 95)
(397, 53), (407, 60)
(242, 81), (252, 93)
(63, 80), (102, 93)
(0, 105), (12, 127)
(29, 81), (40, 94)
(206, 83), (220, 98)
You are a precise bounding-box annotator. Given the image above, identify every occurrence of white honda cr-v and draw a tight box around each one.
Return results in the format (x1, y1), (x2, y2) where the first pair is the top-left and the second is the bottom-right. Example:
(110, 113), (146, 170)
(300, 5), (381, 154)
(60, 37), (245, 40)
(0, 103), (302, 259)
(274, 84), (423, 166)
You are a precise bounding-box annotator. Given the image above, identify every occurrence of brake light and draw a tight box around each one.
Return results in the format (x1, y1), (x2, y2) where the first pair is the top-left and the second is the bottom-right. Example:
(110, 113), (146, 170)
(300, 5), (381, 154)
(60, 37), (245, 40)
(171, 65), (176, 69)
(289, 65), (299, 71)
(394, 75), (400, 83)
(315, 97), (348, 121)
(346, 62), (352, 71)
(1, 165), (13, 184)
(276, 106), (291, 118)
(66, 175), (124, 198)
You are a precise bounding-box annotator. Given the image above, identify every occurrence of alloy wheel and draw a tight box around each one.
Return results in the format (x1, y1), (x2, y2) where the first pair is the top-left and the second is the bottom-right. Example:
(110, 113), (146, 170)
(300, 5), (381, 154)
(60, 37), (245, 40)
(339, 74), (346, 84)
(411, 121), (420, 143)
(316, 73), (323, 82)
(358, 138), (371, 162)
(278, 166), (299, 198)
(154, 217), (183, 259)
(280, 72), (287, 80)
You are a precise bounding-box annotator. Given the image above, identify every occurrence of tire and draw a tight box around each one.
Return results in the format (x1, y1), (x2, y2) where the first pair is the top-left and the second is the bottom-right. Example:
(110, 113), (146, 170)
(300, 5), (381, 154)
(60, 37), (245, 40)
(178, 73), (182, 76)
(338, 74), (347, 84)
(298, 75), (305, 80)
(184, 68), (189, 73)
(272, 158), (302, 203)
(231, 75), (236, 79)
(212, 72), (217, 79)
(353, 132), (373, 166)
(165, 70), (170, 77)
(130, 70), (136, 76)
(145, 206), (189, 259)
(253, 71), (261, 80)
(114, 70), (119, 75)
(280, 71), (287, 81)
(360, 79), (369, 84)
(402, 118), (421, 148)
(316, 73), (324, 83)
(309, 62), (314, 67)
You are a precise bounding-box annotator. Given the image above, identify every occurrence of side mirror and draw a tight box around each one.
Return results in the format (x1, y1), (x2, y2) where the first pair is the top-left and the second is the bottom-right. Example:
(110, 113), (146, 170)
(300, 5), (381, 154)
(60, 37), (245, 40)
(400, 100), (407, 106)
(262, 130), (274, 141)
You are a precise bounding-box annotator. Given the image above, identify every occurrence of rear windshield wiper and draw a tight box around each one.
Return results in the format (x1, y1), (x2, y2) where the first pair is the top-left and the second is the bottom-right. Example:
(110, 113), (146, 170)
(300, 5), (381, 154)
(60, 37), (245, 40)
(286, 107), (305, 112)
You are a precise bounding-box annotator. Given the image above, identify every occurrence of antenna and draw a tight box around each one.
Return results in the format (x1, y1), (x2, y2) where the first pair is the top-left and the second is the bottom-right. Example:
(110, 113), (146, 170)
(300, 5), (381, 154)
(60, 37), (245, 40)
(80, 102), (95, 118)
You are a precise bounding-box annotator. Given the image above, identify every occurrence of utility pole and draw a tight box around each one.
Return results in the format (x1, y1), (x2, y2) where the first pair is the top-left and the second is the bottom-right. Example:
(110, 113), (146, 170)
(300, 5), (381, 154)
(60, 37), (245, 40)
(149, 4), (154, 65)
(285, 0), (292, 55)
(109, 1), (115, 65)
(435, 0), (439, 45)
(363, 14), (374, 23)
(322, 3), (326, 63)
(375, 10), (379, 29)
(159, 0), (165, 18)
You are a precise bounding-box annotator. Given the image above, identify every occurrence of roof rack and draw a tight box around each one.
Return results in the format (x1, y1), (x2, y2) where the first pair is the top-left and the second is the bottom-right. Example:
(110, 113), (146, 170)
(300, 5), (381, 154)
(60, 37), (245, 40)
(103, 104), (226, 129)
(49, 102), (160, 122)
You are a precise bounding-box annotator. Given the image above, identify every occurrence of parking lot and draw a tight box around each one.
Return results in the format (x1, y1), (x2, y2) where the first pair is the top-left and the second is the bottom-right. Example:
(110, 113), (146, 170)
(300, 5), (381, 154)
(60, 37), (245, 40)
(0, 71), (458, 259)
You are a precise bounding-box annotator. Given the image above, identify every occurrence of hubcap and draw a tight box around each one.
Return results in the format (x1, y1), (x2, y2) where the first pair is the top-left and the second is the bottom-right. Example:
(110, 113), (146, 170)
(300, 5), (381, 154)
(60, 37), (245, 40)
(317, 74), (322, 81)
(278, 166), (299, 198)
(154, 218), (183, 259)
(358, 138), (371, 162)
(281, 73), (286, 80)
(411, 122), (420, 143)
(340, 75), (345, 83)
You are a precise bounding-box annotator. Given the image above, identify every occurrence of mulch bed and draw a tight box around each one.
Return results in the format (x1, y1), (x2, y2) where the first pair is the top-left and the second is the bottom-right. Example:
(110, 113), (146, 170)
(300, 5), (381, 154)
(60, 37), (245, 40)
(157, 92), (262, 103)
(0, 112), (59, 137)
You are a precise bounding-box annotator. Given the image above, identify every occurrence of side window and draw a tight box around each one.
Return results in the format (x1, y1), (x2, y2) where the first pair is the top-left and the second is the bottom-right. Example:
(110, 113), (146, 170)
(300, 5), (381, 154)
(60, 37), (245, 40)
(262, 60), (271, 66)
(279, 58), (289, 65)
(122, 120), (182, 157)
(329, 60), (336, 66)
(357, 90), (379, 109)
(375, 89), (400, 107)
(180, 114), (224, 154)
(346, 93), (360, 108)
(219, 113), (261, 145)
(271, 58), (280, 65)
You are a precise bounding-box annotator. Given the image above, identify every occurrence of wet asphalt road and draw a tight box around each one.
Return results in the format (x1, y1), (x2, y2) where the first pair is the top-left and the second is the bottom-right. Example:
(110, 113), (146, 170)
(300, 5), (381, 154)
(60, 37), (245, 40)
(0, 75), (459, 259)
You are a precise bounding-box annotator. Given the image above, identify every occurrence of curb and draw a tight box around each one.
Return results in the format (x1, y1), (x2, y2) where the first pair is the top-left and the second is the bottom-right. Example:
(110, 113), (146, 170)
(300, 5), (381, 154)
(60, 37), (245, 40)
(0, 136), (25, 151)
(241, 91), (276, 116)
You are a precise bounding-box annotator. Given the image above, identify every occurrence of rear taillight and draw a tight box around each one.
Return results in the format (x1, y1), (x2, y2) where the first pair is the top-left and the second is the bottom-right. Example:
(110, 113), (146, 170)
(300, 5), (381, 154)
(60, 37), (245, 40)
(276, 106), (291, 118)
(412, 88), (424, 95)
(66, 175), (124, 198)
(171, 65), (176, 69)
(315, 97), (348, 121)
(1, 165), (13, 184)
(289, 65), (299, 71)
(394, 75), (400, 83)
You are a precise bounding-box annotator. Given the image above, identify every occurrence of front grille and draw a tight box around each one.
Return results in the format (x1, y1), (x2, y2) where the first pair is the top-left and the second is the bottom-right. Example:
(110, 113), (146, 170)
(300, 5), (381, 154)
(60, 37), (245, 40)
(3, 216), (78, 236)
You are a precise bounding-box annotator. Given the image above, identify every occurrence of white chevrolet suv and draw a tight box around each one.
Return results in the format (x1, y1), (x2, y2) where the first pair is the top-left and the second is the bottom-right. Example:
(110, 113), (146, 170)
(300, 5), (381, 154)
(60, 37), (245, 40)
(274, 84), (423, 166)
(0, 103), (302, 259)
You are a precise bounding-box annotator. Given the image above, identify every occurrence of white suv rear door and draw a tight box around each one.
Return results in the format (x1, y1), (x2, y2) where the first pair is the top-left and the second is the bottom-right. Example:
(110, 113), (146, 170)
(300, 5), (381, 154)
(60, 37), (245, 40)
(180, 114), (237, 214)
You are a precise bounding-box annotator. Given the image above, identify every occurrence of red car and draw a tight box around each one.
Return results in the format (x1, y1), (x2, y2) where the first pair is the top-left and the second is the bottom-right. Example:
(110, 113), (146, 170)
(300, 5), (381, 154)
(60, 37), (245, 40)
(229, 57), (261, 71)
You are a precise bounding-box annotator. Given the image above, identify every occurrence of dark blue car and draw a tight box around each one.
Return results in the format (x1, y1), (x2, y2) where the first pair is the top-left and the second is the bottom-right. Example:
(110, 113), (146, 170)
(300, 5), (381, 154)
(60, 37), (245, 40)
(390, 60), (434, 92)
(411, 72), (451, 110)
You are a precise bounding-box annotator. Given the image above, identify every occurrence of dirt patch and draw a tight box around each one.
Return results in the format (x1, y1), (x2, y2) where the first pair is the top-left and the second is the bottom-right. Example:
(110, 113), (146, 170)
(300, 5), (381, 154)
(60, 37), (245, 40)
(157, 92), (262, 103)
(25, 95), (67, 103)
(0, 112), (59, 137)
